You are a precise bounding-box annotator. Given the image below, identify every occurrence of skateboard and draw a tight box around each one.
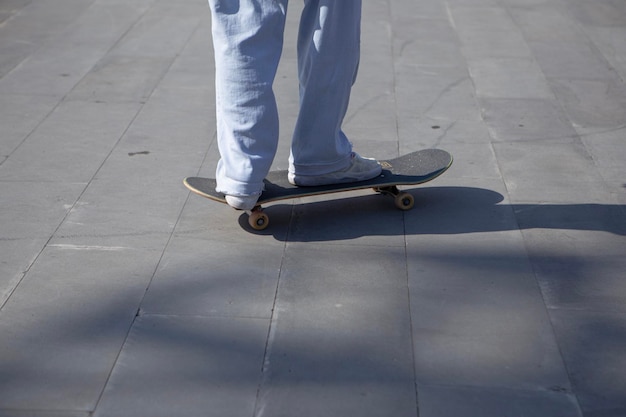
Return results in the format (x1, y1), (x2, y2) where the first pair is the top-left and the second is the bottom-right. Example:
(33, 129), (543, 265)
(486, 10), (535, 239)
(184, 148), (452, 230)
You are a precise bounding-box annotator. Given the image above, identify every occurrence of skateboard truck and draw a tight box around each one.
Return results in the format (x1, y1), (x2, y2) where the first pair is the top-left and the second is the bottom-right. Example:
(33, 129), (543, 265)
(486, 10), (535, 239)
(373, 186), (415, 210)
(248, 206), (270, 230)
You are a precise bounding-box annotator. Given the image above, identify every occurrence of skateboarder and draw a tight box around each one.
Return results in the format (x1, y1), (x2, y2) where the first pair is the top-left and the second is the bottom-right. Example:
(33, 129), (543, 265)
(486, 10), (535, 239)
(207, 0), (381, 210)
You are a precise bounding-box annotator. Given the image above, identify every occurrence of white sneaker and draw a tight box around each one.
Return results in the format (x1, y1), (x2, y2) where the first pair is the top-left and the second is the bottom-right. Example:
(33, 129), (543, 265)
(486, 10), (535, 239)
(225, 194), (259, 211)
(288, 152), (382, 186)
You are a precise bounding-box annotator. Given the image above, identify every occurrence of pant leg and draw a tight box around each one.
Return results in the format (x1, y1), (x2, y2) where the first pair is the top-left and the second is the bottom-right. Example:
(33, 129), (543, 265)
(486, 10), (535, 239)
(289, 0), (362, 176)
(209, 0), (288, 196)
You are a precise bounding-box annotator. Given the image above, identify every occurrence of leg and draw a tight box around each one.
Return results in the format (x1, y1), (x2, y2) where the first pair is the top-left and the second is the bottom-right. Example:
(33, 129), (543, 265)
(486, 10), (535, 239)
(289, 0), (365, 177)
(209, 0), (288, 202)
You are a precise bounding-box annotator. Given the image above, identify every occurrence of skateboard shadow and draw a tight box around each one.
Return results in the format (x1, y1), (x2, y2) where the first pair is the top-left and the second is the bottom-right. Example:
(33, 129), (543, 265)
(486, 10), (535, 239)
(242, 186), (626, 241)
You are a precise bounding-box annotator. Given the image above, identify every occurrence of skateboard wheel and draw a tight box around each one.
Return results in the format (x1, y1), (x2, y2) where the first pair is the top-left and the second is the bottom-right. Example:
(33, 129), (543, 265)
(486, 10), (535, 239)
(248, 210), (269, 230)
(395, 193), (415, 210)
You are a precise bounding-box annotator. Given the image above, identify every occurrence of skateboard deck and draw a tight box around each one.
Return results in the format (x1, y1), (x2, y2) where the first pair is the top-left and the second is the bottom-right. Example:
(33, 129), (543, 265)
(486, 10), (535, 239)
(184, 148), (452, 230)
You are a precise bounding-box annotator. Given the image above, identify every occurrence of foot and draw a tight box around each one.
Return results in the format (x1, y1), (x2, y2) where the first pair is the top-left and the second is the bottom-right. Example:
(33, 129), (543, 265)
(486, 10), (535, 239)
(288, 152), (382, 187)
(225, 194), (259, 211)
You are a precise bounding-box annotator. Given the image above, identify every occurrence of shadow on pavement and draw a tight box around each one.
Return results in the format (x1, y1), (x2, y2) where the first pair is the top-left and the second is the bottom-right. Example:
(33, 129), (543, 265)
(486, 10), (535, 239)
(236, 187), (626, 240)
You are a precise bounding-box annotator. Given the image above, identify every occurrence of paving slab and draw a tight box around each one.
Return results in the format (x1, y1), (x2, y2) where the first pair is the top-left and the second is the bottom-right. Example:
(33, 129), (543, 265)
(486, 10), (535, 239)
(394, 66), (482, 128)
(0, 0), (155, 97)
(141, 238), (283, 319)
(391, 0), (450, 19)
(509, 7), (591, 44)
(405, 177), (572, 392)
(494, 140), (612, 203)
(418, 384), (582, 417)
(0, 0), (93, 41)
(94, 315), (269, 417)
(0, 93), (59, 159)
(256, 242), (417, 417)
(481, 97), (579, 142)
(579, 128), (626, 184)
(550, 309), (626, 416)
(66, 55), (173, 104)
(400, 120), (494, 150)
(0, 238), (47, 307)
(107, 0), (203, 59)
(583, 26), (626, 83)
(531, 40), (617, 81)
(0, 180), (85, 304)
(0, 245), (162, 411)
(0, 181), (84, 239)
(408, 235), (571, 391)
(469, 57), (554, 99)
(521, 226), (626, 313)
(0, 0), (94, 78)
(456, 27), (533, 60)
(549, 77), (626, 128)
(0, 99), (141, 182)
(448, 5), (516, 34)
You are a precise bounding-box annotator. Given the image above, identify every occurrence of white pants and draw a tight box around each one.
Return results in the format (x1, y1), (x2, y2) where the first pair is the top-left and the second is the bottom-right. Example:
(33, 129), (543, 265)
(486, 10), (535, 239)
(208, 0), (362, 196)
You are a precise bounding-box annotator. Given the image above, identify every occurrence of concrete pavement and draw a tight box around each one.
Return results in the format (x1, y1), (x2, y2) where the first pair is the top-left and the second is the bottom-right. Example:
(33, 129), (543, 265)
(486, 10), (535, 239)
(1, 0), (625, 415)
